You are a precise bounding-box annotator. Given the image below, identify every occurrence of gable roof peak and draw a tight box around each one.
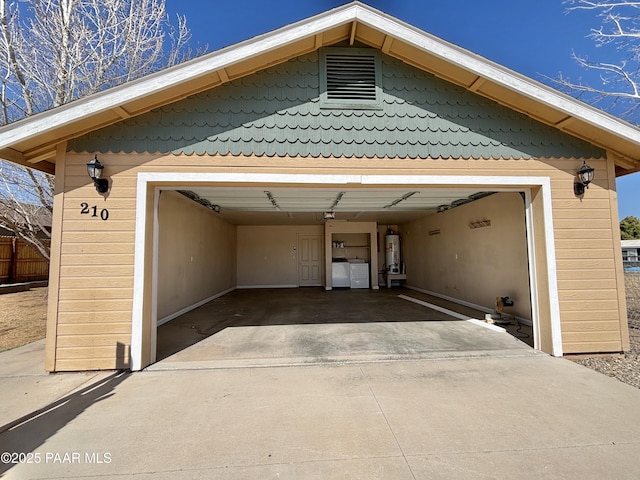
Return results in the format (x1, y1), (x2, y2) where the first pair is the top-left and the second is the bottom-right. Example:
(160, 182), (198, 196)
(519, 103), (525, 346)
(0, 1), (639, 175)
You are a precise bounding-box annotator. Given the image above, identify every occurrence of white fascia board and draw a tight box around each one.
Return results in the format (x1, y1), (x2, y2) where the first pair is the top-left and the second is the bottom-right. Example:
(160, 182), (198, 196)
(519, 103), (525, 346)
(355, 8), (640, 147)
(139, 172), (551, 189)
(362, 174), (550, 187)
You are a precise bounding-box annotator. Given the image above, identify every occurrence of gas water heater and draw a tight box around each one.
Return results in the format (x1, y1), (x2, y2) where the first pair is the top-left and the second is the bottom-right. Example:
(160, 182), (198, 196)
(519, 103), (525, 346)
(385, 234), (401, 273)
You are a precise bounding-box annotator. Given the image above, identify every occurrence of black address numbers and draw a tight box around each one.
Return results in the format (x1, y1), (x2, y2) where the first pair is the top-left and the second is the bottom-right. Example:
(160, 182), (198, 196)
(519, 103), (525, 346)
(80, 203), (109, 221)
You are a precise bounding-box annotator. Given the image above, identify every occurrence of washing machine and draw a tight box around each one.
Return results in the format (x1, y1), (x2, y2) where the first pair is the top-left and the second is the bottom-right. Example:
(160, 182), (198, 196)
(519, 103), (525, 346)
(349, 261), (369, 289)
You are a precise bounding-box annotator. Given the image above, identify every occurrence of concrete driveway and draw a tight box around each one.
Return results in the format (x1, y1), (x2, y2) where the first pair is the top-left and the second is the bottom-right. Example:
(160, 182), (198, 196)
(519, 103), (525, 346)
(2, 289), (640, 479)
(2, 329), (640, 478)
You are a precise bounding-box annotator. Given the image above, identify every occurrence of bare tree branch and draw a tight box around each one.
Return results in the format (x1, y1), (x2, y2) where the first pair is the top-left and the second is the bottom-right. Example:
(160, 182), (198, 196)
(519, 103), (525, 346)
(0, 160), (52, 260)
(0, 0), (203, 265)
(557, 1), (640, 122)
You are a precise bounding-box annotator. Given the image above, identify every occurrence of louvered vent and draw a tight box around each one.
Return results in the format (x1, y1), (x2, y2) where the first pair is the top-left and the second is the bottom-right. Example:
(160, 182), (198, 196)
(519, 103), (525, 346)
(325, 54), (377, 101)
(320, 48), (382, 109)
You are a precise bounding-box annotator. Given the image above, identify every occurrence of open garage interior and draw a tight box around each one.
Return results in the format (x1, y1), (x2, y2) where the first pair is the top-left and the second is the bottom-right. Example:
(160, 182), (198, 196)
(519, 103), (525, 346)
(151, 183), (535, 366)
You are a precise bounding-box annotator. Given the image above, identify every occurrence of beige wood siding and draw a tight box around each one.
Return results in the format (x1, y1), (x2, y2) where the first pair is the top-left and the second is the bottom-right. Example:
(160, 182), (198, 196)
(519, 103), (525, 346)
(52, 153), (137, 371)
(48, 151), (628, 371)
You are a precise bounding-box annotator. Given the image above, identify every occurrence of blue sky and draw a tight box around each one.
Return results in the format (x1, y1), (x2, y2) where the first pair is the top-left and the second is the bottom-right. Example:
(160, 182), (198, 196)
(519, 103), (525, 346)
(166, 0), (639, 219)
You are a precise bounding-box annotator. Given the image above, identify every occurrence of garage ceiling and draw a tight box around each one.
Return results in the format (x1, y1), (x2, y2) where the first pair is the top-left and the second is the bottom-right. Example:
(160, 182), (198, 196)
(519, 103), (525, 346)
(180, 186), (494, 225)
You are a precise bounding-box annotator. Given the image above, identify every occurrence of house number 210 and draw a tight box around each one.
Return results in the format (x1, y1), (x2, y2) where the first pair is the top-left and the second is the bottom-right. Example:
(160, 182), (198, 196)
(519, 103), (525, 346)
(80, 203), (109, 221)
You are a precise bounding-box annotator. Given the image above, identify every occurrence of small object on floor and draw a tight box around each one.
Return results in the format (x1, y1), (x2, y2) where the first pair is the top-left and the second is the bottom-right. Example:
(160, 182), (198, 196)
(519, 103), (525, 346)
(484, 313), (512, 326)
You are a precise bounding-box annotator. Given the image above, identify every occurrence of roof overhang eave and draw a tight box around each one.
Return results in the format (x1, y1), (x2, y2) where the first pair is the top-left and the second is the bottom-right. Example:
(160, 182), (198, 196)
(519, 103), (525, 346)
(0, 3), (362, 167)
(353, 7), (640, 173)
(0, 1), (639, 175)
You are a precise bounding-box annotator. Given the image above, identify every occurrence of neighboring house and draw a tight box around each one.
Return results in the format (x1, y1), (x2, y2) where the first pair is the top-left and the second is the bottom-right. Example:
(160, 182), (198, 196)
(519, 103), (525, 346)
(0, 2), (637, 371)
(622, 240), (640, 270)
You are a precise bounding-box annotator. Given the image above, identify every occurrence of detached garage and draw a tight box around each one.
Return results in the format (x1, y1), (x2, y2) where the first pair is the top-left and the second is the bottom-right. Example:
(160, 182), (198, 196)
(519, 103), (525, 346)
(0, 2), (637, 371)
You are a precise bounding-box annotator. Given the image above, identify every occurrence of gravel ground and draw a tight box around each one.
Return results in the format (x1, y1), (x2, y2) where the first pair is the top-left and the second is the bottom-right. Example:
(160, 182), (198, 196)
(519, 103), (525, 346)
(573, 273), (640, 389)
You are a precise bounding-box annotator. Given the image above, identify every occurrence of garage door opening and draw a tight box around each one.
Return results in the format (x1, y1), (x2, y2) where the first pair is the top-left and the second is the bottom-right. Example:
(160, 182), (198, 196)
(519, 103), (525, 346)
(132, 173), (562, 370)
(151, 183), (535, 366)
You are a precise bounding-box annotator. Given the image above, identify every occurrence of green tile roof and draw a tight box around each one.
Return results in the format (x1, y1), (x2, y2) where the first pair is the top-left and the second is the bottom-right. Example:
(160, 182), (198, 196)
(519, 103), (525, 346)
(68, 50), (605, 160)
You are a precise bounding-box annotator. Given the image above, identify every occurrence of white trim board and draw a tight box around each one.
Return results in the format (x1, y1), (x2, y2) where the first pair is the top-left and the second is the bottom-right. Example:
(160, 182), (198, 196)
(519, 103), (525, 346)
(157, 287), (236, 327)
(131, 175), (150, 371)
(237, 285), (299, 289)
(397, 294), (507, 333)
(405, 285), (533, 327)
(397, 294), (474, 321)
(130, 172), (562, 370)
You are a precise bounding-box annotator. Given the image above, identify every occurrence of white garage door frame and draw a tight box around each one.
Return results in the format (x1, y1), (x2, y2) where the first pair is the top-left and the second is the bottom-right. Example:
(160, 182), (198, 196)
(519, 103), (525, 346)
(130, 172), (561, 371)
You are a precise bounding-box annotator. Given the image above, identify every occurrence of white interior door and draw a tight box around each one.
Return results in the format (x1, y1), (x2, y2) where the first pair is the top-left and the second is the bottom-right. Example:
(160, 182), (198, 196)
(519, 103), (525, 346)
(298, 234), (323, 286)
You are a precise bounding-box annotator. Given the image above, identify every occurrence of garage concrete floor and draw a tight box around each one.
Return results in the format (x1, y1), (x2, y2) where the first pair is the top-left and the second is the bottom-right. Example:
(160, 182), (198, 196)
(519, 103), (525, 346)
(154, 288), (534, 370)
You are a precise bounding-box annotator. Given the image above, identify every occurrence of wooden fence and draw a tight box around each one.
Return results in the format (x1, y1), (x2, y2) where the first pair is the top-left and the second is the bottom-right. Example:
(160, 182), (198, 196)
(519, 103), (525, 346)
(0, 236), (49, 284)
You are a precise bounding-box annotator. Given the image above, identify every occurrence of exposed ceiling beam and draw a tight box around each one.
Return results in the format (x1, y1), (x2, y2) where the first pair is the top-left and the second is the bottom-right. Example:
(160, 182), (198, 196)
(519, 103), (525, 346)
(381, 35), (393, 54)
(112, 106), (132, 119)
(468, 77), (486, 92)
(217, 68), (230, 83)
(555, 116), (577, 129)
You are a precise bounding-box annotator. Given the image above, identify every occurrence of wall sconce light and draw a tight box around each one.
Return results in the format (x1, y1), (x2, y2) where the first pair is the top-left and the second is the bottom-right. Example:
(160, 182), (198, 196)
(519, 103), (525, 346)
(86, 155), (109, 193)
(574, 161), (595, 196)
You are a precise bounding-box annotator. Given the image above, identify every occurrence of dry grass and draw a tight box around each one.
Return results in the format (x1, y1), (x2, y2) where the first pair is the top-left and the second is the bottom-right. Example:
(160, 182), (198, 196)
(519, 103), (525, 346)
(0, 287), (48, 352)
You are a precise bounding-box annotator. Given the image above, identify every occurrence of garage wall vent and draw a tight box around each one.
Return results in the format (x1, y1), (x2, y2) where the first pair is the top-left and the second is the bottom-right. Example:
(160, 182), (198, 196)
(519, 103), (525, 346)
(320, 48), (382, 110)
(428, 229), (441, 236)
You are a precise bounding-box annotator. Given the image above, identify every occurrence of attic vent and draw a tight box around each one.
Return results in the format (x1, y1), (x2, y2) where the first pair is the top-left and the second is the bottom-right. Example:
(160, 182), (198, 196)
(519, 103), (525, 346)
(320, 48), (382, 109)
(326, 54), (376, 100)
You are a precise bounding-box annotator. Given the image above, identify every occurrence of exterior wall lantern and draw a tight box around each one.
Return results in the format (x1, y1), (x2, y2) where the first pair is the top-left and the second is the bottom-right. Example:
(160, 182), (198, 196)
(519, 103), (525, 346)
(574, 161), (595, 196)
(86, 155), (109, 193)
